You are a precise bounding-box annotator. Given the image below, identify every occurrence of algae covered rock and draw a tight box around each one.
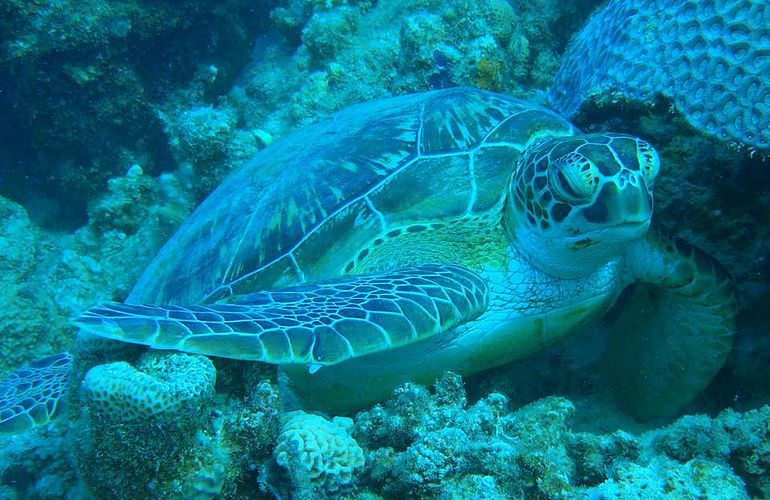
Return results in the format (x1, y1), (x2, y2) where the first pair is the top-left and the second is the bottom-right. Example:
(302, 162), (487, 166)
(1, 161), (193, 375)
(584, 457), (748, 499)
(87, 164), (161, 237)
(437, 473), (502, 500)
(354, 372), (506, 452)
(229, 377), (283, 482)
(0, 0), (267, 221)
(396, 427), (472, 494)
(76, 352), (217, 498)
(355, 382), (435, 450)
(570, 430), (641, 486)
(496, 396), (576, 496)
(301, 6), (360, 64)
(0, 426), (80, 499)
(0, 197), (50, 369)
(646, 405), (770, 497)
(719, 406), (770, 497)
(160, 104), (261, 199)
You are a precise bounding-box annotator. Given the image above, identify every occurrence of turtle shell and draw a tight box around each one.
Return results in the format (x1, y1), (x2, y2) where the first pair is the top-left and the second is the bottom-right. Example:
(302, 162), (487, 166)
(129, 87), (574, 305)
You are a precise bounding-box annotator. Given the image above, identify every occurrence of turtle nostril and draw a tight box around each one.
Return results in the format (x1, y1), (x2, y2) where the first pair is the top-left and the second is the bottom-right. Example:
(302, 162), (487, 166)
(616, 170), (637, 188)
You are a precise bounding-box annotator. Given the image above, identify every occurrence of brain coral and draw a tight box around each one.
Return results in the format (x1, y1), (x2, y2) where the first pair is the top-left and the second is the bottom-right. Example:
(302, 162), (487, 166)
(274, 411), (364, 496)
(81, 351), (215, 421)
(76, 352), (217, 498)
(549, 0), (770, 150)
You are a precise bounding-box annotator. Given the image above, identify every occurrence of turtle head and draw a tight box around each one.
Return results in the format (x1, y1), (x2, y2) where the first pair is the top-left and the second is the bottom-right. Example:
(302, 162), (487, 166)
(505, 133), (659, 278)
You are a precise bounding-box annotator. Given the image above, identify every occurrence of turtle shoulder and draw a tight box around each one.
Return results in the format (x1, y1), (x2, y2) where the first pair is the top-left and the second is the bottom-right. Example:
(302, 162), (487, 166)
(130, 88), (574, 305)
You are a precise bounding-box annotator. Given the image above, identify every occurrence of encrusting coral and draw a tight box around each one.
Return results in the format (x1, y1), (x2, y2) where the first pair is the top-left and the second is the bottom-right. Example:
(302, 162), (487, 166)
(351, 373), (768, 498)
(0, 364), (768, 498)
(271, 411), (365, 498)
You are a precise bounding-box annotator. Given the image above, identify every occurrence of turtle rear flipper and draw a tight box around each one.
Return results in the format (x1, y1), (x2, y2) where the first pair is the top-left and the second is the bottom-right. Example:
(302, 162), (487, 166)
(75, 264), (488, 368)
(0, 352), (73, 433)
(607, 229), (735, 420)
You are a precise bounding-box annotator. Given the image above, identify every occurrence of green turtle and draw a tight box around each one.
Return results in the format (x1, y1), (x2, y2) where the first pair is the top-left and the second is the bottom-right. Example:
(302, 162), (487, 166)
(1, 87), (734, 425)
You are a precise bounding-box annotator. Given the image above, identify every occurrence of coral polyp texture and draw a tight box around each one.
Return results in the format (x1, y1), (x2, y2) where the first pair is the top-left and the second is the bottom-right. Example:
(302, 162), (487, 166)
(549, 0), (770, 150)
(273, 411), (365, 497)
(0, 353), (72, 433)
(81, 352), (215, 421)
(76, 352), (219, 498)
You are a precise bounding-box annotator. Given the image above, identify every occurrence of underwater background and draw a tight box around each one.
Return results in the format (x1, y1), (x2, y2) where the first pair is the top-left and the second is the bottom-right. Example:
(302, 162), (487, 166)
(0, 0), (769, 498)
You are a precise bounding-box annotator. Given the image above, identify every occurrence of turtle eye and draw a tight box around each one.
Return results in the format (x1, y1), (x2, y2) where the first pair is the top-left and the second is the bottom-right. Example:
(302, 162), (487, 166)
(636, 140), (660, 185)
(550, 152), (597, 203)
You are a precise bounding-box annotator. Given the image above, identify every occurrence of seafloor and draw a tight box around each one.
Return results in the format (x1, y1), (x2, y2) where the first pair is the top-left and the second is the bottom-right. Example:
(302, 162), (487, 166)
(0, 0), (768, 498)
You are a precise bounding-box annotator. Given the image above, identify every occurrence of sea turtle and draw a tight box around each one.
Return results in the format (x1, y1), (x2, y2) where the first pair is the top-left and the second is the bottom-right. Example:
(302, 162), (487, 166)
(0, 87), (734, 427)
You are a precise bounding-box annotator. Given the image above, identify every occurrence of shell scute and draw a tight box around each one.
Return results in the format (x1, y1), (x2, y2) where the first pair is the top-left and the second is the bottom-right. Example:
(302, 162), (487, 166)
(130, 88), (572, 305)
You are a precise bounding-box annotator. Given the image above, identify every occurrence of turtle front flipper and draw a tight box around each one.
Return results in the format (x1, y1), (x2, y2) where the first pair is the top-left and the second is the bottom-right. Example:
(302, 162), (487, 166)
(0, 352), (73, 433)
(607, 229), (735, 420)
(75, 264), (488, 368)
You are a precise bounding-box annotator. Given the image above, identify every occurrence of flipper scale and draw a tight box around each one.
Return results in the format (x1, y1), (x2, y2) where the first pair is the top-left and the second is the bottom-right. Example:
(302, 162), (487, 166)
(0, 353), (73, 433)
(609, 229), (736, 419)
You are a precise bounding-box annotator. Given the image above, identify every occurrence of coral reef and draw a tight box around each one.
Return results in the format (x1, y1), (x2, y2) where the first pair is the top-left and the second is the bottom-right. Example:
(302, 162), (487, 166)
(0, 0), (273, 224)
(2, 0), (596, 225)
(76, 352), (220, 498)
(0, 0), (768, 497)
(234, 0), (601, 140)
(270, 411), (365, 497)
(550, 0), (770, 151)
(349, 374), (770, 498)
(0, 164), (192, 374)
(1, 364), (768, 498)
(0, 426), (81, 499)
